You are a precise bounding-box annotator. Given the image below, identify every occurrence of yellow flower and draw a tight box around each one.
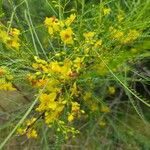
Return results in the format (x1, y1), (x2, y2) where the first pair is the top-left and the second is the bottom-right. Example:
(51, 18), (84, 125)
(26, 129), (38, 139)
(0, 82), (16, 91)
(48, 101), (57, 110)
(17, 128), (26, 135)
(117, 14), (124, 22)
(0, 27), (20, 49)
(61, 59), (72, 77)
(46, 79), (60, 92)
(44, 16), (58, 28)
(49, 59), (72, 79)
(99, 120), (106, 128)
(68, 113), (74, 122)
(83, 92), (99, 111)
(60, 27), (74, 44)
(110, 27), (140, 44)
(83, 32), (95, 40)
(10, 40), (20, 49)
(44, 17), (53, 26)
(36, 79), (48, 87)
(94, 39), (102, 48)
(50, 61), (61, 73)
(0, 29), (10, 43)
(73, 57), (83, 72)
(26, 117), (37, 126)
(113, 29), (123, 39)
(45, 111), (55, 124)
(117, 10), (125, 22)
(59, 21), (65, 28)
(110, 27), (124, 42)
(83, 92), (92, 100)
(0, 67), (6, 76)
(48, 27), (54, 35)
(114, 30), (124, 39)
(32, 63), (49, 73)
(100, 105), (110, 113)
(69, 101), (84, 121)
(103, 7), (111, 15)
(34, 56), (47, 65)
(122, 29), (140, 44)
(108, 86), (116, 95)
(65, 14), (76, 26)
(44, 102), (65, 125)
(11, 28), (20, 36)
(44, 16), (60, 35)
(36, 93), (57, 112)
(91, 103), (99, 111)
(7, 28), (21, 49)
(71, 102), (80, 112)
(70, 82), (78, 96)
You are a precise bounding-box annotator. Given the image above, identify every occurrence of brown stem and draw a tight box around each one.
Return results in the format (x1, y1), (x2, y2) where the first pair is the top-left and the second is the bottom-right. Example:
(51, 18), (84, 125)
(25, 111), (45, 132)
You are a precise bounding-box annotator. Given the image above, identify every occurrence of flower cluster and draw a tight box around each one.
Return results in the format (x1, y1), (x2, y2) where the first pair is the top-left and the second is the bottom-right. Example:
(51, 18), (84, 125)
(0, 67), (16, 91)
(56, 120), (79, 139)
(16, 7), (144, 140)
(68, 101), (85, 122)
(102, 7), (111, 16)
(0, 25), (20, 49)
(18, 54), (85, 138)
(110, 27), (140, 44)
(17, 117), (38, 139)
(44, 14), (76, 45)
